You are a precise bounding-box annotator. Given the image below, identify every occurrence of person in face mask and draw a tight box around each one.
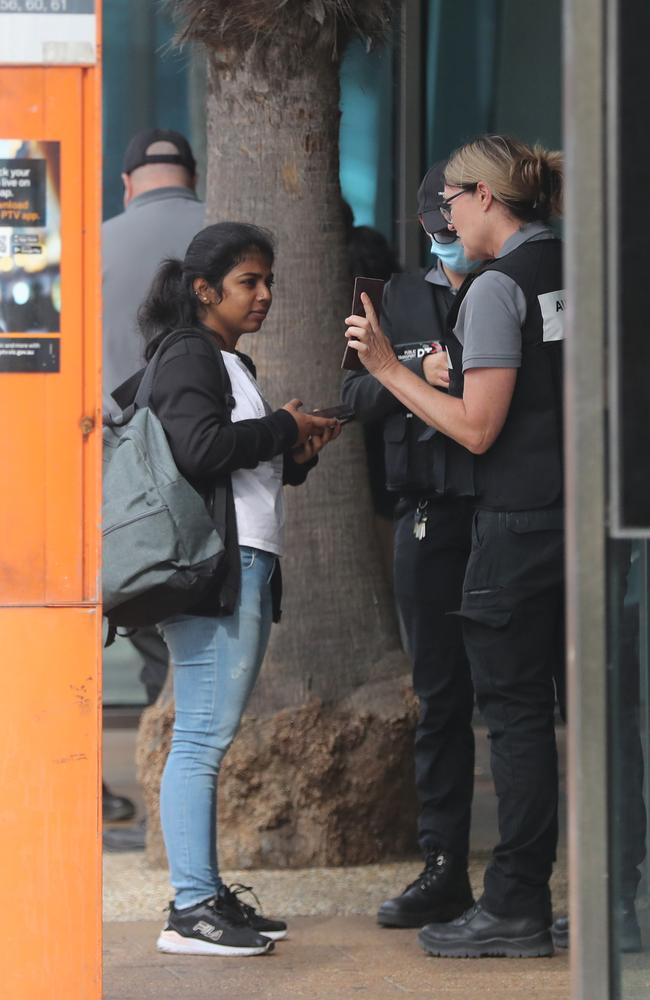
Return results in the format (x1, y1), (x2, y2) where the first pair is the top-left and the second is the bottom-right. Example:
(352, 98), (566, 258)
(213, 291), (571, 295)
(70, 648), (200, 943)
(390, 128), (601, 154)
(341, 161), (482, 931)
(425, 227), (480, 276)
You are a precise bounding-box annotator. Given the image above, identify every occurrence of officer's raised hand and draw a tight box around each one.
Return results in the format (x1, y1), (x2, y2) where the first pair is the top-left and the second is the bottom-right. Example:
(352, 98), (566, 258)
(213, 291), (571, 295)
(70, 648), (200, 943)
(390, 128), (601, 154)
(345, 292), (397, 377)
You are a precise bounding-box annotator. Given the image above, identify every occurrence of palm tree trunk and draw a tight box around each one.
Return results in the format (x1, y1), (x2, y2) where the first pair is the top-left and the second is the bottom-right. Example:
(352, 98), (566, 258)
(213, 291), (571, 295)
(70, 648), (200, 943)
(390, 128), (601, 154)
(204, 49), (404, 709)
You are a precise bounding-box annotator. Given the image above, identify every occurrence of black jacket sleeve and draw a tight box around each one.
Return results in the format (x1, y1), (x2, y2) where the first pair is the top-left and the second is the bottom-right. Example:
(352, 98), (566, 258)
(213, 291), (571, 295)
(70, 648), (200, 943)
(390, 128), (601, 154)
(150, 335), (299, 482)
(341, 276), (426, 423)
(282, 451), (318, 486)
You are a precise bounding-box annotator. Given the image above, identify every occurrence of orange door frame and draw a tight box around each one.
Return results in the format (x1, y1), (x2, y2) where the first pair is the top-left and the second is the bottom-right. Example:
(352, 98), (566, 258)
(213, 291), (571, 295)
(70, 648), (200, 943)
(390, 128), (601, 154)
(0, 13), (102, 1000)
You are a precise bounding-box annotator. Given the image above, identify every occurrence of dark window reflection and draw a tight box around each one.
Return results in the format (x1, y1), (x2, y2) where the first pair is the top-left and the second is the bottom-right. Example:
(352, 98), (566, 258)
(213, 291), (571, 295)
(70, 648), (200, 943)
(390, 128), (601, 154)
(608, 539), (649, 986)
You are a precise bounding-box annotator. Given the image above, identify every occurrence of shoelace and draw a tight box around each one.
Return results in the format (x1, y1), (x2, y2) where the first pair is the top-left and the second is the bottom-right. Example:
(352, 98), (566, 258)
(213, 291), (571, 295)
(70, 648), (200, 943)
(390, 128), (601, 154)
(404, 851), (449, 893)
(453, 901), (482, 925)
(221, 882), (264, 922)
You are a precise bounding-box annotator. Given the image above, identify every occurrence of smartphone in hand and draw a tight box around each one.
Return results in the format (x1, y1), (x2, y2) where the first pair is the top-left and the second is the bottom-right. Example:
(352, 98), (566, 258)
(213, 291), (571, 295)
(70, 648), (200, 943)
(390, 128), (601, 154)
(341, 276), (385, 371)
(309, 403), (355, 424)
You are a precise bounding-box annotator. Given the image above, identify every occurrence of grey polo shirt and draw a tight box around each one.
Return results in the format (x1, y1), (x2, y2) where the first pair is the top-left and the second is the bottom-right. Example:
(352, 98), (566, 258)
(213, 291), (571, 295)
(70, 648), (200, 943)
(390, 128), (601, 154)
(424, 257), (456, 292)
(102, 187), (205, 414)
(453, 222), (555, 373)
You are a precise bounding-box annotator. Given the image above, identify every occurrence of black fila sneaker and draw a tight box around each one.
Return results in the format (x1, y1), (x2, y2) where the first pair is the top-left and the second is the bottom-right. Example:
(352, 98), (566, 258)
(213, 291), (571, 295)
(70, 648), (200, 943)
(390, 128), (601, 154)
(219, 883), (288, 941)
(156, 896), (274, 957)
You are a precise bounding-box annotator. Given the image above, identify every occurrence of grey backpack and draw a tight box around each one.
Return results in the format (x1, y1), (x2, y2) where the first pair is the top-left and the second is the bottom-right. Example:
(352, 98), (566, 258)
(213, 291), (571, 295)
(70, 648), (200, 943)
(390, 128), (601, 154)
(102, 331), (226, 637)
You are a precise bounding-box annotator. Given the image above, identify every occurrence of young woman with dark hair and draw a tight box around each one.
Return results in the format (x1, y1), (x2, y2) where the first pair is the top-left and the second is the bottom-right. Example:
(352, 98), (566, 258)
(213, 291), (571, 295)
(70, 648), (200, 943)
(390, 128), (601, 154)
(132, 222), (341, 957)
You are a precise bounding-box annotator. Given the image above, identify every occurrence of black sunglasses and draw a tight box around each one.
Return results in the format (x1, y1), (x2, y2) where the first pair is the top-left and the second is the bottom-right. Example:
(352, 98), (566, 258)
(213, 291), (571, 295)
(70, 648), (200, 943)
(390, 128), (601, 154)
(438, 184), (478, 223)
(431, 229), (458, 245)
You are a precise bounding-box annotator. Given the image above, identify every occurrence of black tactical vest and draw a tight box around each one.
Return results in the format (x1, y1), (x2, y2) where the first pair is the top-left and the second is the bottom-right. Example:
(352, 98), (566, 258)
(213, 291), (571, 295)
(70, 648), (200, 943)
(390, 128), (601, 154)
(443, 239), (564, 511)
(379, 271), (475, 498)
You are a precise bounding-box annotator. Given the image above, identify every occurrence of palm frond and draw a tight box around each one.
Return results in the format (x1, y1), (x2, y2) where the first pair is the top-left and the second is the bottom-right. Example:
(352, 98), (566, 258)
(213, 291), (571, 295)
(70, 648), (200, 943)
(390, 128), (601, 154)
(165, 0), (399, 63)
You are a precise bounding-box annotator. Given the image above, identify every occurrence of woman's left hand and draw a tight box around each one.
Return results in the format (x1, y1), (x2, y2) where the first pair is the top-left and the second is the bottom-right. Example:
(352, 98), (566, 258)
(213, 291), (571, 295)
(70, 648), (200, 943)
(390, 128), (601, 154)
(292, 420), (342, 464)
(345, 292), (398, 377)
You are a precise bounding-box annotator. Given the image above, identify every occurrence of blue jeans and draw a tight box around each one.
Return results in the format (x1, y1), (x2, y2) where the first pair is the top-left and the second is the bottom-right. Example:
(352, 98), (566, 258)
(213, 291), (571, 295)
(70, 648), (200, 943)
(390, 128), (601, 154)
(158, 546), (275, 909)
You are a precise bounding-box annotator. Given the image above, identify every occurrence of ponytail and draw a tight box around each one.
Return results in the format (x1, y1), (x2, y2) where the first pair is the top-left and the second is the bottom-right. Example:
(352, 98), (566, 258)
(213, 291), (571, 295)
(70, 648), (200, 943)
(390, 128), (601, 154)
(445, 135), (564, 223)
(138, 258), (199, 359)
(516, 145), (563, 221)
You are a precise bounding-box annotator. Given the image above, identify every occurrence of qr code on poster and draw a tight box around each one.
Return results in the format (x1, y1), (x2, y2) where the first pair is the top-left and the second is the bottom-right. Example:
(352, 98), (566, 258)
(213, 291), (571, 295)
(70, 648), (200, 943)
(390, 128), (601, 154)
(0, 234), (8, 257)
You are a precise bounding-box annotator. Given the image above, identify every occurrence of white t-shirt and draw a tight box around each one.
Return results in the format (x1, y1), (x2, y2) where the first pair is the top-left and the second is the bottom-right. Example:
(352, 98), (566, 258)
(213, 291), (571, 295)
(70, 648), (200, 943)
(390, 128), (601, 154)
(221, 351), (285, 557)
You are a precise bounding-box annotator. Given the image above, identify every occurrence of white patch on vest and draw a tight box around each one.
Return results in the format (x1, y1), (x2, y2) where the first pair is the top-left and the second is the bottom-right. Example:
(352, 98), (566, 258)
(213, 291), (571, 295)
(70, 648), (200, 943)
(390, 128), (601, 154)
(537, 290), (566, 342)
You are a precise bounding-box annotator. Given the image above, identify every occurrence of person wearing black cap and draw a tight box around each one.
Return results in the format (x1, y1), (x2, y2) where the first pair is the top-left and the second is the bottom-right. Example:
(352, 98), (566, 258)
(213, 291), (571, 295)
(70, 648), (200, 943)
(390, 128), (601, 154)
(102, 129), (205, 841)
(103, 128), (204, 419)
(342, 162), (484, 929)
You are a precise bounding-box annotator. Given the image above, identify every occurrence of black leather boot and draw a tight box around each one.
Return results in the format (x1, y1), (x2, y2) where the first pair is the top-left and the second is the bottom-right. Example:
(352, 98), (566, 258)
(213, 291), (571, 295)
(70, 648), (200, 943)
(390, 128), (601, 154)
(550, 915), (569, 949)
(552, 901), (642, 954)
(377, 850), (474, 928)
(419, 900), (553, 958)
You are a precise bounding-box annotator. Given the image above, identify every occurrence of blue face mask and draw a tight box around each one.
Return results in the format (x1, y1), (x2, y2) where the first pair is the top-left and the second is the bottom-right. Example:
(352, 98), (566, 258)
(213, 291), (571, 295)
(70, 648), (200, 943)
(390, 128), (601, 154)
(429, 235), (483, 274)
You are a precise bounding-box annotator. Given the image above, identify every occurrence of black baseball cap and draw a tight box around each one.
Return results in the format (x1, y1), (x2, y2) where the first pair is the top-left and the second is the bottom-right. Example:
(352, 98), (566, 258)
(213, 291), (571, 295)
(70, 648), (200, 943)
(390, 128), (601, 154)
(122, 128), (196, 176)
(417, 160), (448, 235)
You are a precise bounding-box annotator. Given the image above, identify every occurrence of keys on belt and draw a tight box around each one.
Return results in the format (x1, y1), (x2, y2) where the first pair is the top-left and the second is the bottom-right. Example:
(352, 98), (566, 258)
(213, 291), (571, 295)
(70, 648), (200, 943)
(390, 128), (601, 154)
(413, 499), (430, 540)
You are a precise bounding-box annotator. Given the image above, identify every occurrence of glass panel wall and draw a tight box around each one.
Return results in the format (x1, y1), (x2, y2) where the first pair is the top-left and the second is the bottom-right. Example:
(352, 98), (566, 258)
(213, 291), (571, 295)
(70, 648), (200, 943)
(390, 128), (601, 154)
(420, 0), (562, 270)
(343, 0), (563, 266)
(102, 0), (200, 222)
(606, 0), (650, 986)
(425, 0), (561, 167)
(606, 0), (650, 988)
(339, 38), (395, 239)
(608, 540), (650, 995)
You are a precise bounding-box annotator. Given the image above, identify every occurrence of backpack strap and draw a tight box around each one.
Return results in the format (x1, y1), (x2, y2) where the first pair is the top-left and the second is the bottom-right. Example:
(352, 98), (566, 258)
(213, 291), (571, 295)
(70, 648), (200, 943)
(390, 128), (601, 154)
(133, 330), (185, 409)
(103, 623), (137, 648)
(134, 328), (229, 410)
(134, 328), (233, 538)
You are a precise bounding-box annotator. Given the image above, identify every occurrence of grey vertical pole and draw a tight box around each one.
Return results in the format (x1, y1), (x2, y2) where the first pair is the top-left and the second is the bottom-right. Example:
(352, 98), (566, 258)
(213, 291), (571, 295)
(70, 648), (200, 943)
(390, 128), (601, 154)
(396, 0), (423, 270)
(639, 542), (650, 941)
(563, 0), (612, 997)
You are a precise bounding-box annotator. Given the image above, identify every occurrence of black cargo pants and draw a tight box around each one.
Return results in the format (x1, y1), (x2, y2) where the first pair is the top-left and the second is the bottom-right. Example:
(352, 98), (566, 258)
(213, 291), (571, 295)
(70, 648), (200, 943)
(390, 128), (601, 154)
(459, 507), (565, 923)
(393, 498), (475, 860)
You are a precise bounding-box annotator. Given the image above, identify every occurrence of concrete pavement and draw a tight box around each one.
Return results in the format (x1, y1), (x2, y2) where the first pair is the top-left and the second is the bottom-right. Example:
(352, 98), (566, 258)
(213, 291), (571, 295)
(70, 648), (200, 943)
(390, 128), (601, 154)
(103, 723), (569, 998)
(104, 916), (570, 1000)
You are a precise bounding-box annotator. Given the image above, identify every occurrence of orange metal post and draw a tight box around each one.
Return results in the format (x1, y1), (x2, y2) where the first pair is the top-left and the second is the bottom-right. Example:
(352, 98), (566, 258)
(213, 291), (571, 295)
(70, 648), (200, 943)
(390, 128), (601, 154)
(0, 12), (102, 1000)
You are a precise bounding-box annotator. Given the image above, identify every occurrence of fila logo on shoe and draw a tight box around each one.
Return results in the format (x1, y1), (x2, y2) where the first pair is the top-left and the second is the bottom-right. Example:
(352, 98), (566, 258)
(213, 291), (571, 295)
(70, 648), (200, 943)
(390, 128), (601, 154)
(193, 920), (223, 941)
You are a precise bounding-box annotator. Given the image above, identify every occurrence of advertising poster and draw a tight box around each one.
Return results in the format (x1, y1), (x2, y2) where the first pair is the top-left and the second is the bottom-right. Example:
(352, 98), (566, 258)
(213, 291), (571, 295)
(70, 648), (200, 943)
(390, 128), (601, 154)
(0, 139), (61, 372)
